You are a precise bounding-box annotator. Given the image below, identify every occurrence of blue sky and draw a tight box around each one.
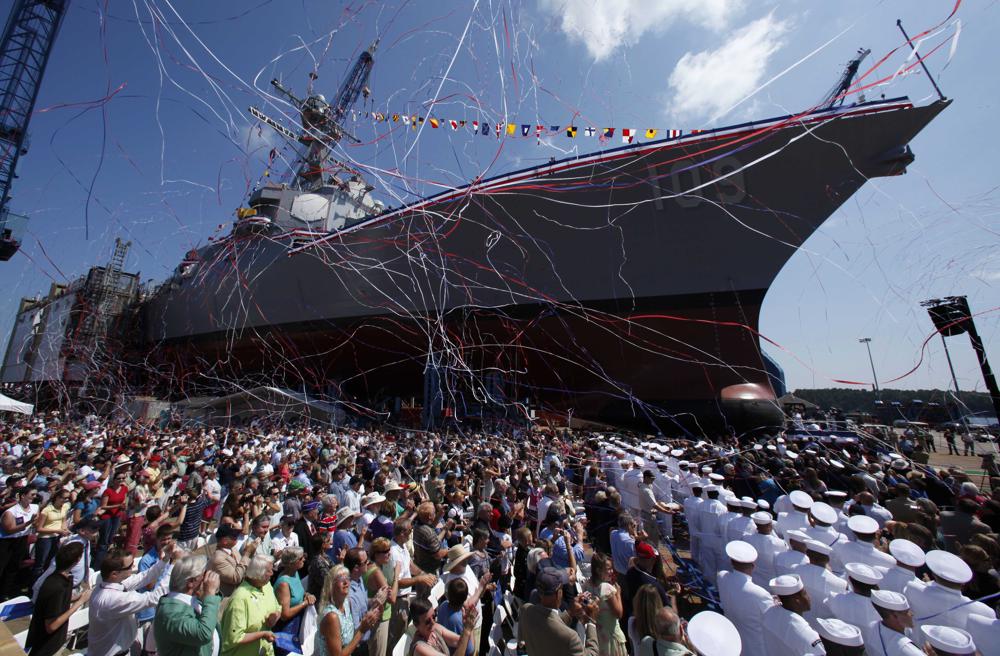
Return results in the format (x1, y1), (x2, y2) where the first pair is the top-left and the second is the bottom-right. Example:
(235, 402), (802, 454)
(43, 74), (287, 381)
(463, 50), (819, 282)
(0, 0), (996, 396)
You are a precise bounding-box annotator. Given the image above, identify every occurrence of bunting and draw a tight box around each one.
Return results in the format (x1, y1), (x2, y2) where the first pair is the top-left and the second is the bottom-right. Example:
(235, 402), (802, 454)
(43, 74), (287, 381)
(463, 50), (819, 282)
(348, 111), (704, 144)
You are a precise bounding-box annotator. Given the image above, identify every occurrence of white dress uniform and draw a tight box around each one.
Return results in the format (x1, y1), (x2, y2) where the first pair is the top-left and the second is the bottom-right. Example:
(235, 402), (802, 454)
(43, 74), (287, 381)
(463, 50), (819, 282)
(651, 469), (674, 539)
(803, 524), (846, 548)
(966, 614), (1000, 656)
(746, 532), (787, 588)
(774, 509), (809, 539)
(622, 466), (643, 515)
(773, 549), (808, 576)
(906, 581), (996, 646)
(796, 563), (847, 625)
(725, 514), (754, 544)
(864, 622), (925, 656)
(874, 565), (924, 595)
(830, 539), (895, 575)
(718, 569), (774, 656)
(684, 494), (705, 564)
(698, 497), (727, 581)
(761, 606), (824, 656)
(826, 590), (880, 631)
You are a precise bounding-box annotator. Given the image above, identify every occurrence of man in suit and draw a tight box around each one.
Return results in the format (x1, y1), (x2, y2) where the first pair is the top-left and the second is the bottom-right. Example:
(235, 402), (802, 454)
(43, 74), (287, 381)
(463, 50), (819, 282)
(517, 567), (600, 656)
(207, 524), (257, 596)
(154, 554), (222, 656)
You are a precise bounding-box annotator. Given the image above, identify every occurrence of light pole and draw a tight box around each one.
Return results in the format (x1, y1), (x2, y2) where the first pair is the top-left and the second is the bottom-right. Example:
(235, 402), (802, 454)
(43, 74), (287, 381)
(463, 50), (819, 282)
(859, 338), (880, 400)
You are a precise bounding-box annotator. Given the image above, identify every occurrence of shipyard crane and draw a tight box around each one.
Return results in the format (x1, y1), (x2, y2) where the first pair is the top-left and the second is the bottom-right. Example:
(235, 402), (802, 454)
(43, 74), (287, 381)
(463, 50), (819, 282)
(0, 0), (69, 260)
(819, 48), (871, 110)
(254, 40), (377, 191)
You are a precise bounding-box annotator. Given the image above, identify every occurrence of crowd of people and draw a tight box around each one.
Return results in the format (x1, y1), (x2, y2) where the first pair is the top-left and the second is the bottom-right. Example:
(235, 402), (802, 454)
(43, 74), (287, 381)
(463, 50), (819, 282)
(1, 411), (1000, 656)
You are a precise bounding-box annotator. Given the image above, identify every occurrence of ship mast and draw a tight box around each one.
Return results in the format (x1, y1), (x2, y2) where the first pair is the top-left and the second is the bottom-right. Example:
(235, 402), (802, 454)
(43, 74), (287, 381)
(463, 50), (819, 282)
(262, 40), (377, 191)
(819, 47), (870, 109)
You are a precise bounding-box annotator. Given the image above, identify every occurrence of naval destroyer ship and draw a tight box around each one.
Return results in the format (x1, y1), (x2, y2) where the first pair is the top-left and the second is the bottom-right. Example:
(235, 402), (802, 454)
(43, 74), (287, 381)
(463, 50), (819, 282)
(136, 44), (950, 431)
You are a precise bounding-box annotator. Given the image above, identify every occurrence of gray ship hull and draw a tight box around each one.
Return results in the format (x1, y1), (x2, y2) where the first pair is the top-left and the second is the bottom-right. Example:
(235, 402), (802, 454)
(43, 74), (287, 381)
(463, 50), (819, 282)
(138, 99), (949, 430)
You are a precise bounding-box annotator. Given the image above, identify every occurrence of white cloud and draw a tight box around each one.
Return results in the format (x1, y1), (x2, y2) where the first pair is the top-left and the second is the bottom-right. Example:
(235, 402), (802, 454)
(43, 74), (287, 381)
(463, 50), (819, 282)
(667, 13), (789, 122)
(538, 0), (744, 61)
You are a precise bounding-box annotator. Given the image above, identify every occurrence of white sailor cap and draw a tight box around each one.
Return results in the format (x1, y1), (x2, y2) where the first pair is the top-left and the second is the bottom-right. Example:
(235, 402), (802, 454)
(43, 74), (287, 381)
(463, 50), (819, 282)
(751, 511), (772, 526)
(789, 490), (814, 509)
(777, 437), (785, 444)
(688, 462), (699, 469)
(757, 499), (770, 510)
(701, 466), (713, 473)
(634, 456), (645, 466)
(921, 625), (976, 654)
(766, 445), (777, 452)
(768, 574), (804, 595)
(671, 449), (685, 457)
(785, 529), (809, 544)
(810, 502), (837, 525)
(891, 458), (910, 471)
(740, 499), (757, 510)
(825, 490), (848, 500)
(709, 473), (725, 482)
(888, 539), (926, 568)
(741, 496), (754, 505)
(925, 550), (974, 584)
(753, 444), (763, 451)
(844, 562), (884, 585)
(786, 450), (799, 460)
(725, 540), (758, 564)
(678, 461), (689, 467)
(815, 617), (864, 647)
(687, 610), (742, 656)
(847, 515), (879, 535)
(804, 539), (833, 556)
(870, 589), (909, 611)
(705, 484), (719, 492)
(726, 496), (742, 507)
(829, 459), (845, 470)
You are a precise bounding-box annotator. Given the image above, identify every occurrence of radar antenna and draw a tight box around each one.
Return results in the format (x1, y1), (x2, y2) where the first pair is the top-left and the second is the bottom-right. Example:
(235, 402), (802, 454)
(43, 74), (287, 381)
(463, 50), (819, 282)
(248, 40), (378, 191)
(819, 48), (871, 109)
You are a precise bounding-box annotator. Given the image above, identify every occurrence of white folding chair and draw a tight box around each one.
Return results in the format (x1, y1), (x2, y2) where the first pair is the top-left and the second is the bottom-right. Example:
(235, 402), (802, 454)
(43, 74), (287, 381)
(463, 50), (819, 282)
(391, 632), (411, 656)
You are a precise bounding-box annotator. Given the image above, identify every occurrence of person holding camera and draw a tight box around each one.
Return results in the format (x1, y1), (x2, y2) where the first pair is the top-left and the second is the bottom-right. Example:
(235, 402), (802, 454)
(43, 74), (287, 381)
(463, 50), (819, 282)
(518, 567), (600, 656)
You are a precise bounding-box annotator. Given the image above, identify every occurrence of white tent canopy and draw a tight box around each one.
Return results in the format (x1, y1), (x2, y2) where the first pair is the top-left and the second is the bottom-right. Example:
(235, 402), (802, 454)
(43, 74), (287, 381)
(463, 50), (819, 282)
(0, 392), (32, 415)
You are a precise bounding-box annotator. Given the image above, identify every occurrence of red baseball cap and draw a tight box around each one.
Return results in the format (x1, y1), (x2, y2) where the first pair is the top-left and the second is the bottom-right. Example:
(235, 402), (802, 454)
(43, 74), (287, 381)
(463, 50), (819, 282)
(635, 542), (657, 559)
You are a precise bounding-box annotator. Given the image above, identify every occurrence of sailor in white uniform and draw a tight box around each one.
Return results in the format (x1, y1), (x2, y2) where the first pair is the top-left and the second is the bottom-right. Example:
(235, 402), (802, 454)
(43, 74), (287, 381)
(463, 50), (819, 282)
(745, 511), (787, 588)
(966, 614), (1000, 656)
(827, 562), (883, 631)
(864, 589), (924, 656)
(830, 515), (895, 575)
(775, 490), (814, 539)
(683, 484), (705, 565)
(761, 574), (825, 656)
(803, 501), (847, 548)
(810, 617), (865, 655)
(621, 457), (644, 516)
(718, 496), (743, 547)
(920, 625), (977, 655)
(825, 490), (851, 537)
(774, 529), (809, 576)
(652, 461), (676, 540)
(875, 539), (927, 595)
(698, 484), (727, 582)
(725, 498), (756, 544)
(907, 550), (996, 646)
(798, 539), (848, 626)
(717, 540), (774, 656)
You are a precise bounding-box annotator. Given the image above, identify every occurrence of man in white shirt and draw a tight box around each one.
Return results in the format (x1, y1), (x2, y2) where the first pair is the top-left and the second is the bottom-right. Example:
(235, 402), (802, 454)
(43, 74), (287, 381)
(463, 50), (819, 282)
(762, 574), (825, 656)
(831, 515), (895, 575)
(827, 562), (883, 631)
(717, 541), (774, 656)
(88, 544), (178, 656)
(798, 539), (847, 625)
(746, 512), (787, 588)
(388, 517), (437, 649)
(864, 589), (924, 656)
(907, 549), (996, 646)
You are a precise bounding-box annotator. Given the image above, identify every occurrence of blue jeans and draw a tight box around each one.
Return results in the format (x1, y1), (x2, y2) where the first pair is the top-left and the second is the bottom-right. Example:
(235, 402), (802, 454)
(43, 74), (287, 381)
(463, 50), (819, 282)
(32, 535), (60, 578)
(94, 516), (122, 568)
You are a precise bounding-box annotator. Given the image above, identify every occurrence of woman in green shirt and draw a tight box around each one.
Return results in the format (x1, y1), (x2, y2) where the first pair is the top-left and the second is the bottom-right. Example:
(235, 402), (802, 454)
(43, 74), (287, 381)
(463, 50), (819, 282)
(221, 554), (282, 656)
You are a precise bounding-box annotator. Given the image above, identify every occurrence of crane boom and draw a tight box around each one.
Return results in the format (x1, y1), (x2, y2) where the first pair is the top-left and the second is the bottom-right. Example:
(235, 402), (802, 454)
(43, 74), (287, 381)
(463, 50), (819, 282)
(0, 0), (69, 260)
(331, 40), (376, 123)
